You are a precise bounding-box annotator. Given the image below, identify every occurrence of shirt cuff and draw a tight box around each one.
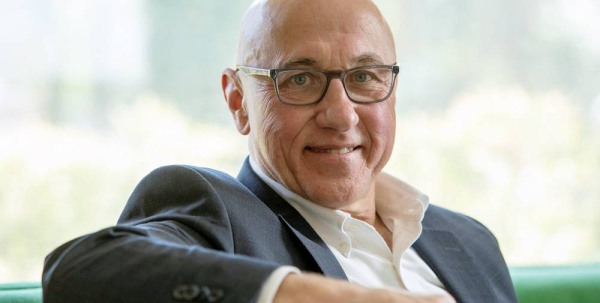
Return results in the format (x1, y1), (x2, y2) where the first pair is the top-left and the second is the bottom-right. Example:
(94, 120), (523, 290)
(256, 266), (302, 303)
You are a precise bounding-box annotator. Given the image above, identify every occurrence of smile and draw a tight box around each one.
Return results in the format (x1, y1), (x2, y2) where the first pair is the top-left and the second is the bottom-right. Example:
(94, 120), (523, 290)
(310, 147), (356, 155)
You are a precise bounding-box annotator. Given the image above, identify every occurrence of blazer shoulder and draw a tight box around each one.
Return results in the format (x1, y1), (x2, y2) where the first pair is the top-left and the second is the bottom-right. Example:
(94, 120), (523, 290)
(118, 164), (252, 224)
(418, 204), (518, 302)
(132, 164), (247, 197)
(423, 204), (498, 242)
(145, 164), (239, 184)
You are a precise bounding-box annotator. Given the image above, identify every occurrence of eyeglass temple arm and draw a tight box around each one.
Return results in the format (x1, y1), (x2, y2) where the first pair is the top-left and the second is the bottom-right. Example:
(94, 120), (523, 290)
(236, 66), (273, 77)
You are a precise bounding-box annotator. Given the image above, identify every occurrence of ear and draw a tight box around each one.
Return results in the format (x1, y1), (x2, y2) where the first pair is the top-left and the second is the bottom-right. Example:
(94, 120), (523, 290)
(222, 68), (250, 135)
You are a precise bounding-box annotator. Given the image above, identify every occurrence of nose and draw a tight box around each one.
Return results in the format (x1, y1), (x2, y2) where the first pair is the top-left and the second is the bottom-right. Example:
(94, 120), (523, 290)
(315, 79), (359, 132)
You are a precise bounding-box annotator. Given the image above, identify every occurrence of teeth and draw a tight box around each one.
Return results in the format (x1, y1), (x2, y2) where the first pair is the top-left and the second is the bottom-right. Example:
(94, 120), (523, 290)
(314, 147), (355, 154)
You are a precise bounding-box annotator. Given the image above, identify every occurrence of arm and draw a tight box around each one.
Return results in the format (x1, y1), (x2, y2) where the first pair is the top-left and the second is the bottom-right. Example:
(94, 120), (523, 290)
(42, 166), (281, 303)
(42, 224), (281, 303)
(274, 273), (456, 303)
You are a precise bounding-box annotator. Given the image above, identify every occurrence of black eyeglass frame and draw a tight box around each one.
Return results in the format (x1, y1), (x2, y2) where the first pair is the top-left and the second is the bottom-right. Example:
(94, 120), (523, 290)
(236, 64), (400, 105)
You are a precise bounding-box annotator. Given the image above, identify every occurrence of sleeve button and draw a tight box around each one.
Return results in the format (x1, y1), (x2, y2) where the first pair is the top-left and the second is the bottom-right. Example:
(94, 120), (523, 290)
(207, 288), (224, 302)
(173, 284), (201, 301)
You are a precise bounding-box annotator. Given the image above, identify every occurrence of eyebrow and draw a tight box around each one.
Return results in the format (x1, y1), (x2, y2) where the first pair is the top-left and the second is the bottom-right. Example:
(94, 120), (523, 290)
(281, 58), (319, 68)
(354, 53), (386, 65)
(280, 53), (387, 69)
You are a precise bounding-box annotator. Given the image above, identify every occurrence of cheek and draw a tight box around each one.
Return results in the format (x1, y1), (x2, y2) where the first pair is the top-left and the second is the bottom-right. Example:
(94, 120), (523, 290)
(364, 103), (396, 158)
(249, 92), (291, 157)
(252, 101), (280, 147)
(380, 100), (396, 142)
(373, 119), (395, 151)
(260, 107), (306, 158)
(255, 94), (307, 147)
(260, 111), (284, 154)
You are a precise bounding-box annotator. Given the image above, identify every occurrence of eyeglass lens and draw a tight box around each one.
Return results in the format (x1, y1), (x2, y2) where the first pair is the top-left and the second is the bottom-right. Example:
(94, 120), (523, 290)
(275, 67), (394, 104)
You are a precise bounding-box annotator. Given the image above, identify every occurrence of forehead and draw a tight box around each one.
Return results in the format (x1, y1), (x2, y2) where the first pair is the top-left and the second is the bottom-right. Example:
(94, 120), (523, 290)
(241, 0), (396, 68)
(279, 24), (393, 69)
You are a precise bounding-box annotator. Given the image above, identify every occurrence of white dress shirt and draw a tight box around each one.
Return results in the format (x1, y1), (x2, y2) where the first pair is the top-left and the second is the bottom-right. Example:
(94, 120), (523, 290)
(251, 158), (449, 302)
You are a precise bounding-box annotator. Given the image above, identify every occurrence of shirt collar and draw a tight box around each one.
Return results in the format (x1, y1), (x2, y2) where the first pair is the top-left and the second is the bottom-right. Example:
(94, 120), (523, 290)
(249, 157), (430, 272)
(248, 156), (429, 231)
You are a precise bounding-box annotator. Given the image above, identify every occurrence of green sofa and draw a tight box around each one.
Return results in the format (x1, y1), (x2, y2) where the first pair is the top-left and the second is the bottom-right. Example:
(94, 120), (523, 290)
(509, 263), (600, 302)
(0, 282), (41, 303)
(2, 264), (599, 302)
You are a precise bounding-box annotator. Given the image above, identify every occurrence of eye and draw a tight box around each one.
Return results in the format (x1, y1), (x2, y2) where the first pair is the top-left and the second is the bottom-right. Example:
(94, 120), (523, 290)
(291, 74), (309, 85)
(276, 70), (322, 90)
(352, 72), (373, 82)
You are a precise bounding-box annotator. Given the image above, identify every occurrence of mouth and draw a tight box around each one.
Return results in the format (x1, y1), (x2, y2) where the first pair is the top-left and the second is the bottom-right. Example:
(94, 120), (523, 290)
(307, 146), (357, 155)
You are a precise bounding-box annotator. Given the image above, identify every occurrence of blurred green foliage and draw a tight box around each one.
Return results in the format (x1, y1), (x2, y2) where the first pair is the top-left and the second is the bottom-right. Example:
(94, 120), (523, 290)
(1, 0), (599, 282)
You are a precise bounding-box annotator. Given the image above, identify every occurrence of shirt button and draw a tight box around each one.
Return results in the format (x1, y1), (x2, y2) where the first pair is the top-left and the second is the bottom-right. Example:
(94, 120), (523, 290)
(346, 222), (361, 232)
(339, 242), (350, 254)
(404, 208), (417, 214)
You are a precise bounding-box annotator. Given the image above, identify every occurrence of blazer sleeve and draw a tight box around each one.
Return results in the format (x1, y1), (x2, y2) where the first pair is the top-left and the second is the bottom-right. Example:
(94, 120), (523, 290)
(42, 165), (281, 303)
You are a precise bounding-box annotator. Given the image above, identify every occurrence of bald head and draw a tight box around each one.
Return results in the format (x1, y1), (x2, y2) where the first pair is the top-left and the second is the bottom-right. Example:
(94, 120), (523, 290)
(236, 0), (396, 68)
(222, 0), (400, 208)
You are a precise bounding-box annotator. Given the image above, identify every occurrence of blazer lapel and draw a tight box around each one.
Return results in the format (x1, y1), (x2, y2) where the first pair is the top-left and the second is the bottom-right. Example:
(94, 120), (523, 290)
(237, 158), (347, 280)
(278, 214), (347, 279)
(413, 228), (497, 303)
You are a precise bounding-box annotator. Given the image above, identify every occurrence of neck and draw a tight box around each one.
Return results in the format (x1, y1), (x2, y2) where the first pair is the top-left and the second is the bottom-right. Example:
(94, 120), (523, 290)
(339, 184), (377, 225)
(339, 185), (392, 249)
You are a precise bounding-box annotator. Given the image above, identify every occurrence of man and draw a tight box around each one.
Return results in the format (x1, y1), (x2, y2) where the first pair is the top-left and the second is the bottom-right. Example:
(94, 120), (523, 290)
(43, 0), (518, 302)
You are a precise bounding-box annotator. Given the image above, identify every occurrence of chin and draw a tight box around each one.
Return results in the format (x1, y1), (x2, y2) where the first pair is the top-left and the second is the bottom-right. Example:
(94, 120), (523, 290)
(303, 184), (365, 210)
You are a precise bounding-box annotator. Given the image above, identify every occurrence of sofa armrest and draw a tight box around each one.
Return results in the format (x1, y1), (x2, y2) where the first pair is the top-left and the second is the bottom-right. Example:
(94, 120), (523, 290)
(0, 282), (42, 303)
(510, 263), (600, 303)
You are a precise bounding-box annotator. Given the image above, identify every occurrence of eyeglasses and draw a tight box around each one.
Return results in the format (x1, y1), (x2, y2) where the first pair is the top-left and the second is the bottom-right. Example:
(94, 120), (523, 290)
(236, 65), (400, 105)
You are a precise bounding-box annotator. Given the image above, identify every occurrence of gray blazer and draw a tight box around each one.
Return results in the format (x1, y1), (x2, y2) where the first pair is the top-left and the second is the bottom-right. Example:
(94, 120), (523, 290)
(42, 158), (517, 303)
